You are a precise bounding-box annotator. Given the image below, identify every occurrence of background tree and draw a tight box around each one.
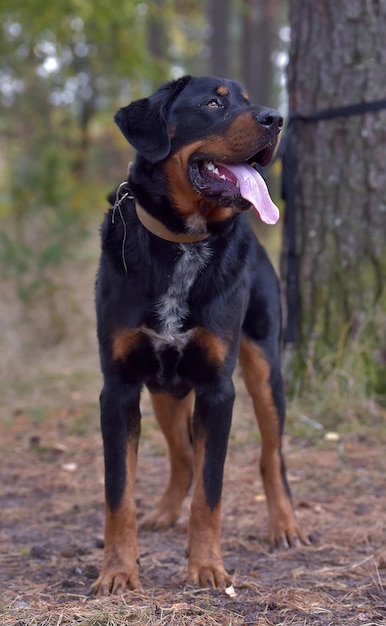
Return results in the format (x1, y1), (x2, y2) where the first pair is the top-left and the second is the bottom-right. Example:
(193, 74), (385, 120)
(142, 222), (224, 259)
(208, 0), (286, 107)
(0, 1), (206, 336)
(208, 0), (231, 77)
(240, 0), (277, 104)
(285, 0), (386, 398)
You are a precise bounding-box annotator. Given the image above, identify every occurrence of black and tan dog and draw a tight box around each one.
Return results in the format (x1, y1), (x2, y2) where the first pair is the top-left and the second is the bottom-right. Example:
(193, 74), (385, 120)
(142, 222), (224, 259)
(92, 75), (306, 595)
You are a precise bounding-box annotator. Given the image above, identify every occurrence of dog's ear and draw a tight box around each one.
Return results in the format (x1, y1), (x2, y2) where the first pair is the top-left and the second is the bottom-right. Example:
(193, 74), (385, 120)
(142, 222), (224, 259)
(114, 76), (191, 163)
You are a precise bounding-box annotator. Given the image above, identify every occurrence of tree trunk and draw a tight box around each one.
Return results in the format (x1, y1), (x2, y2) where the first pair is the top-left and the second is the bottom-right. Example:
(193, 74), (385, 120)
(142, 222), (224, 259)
(240, 0), (278, 105)
(285, 0), (386, 392)
(208, 0), (231, 77)
(147, 0), (169, 84)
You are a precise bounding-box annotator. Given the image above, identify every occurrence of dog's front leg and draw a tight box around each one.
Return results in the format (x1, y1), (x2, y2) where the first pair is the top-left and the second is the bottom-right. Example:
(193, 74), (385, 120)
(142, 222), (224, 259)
(91, 383), (141, 595)
(187, 383), (234, 588)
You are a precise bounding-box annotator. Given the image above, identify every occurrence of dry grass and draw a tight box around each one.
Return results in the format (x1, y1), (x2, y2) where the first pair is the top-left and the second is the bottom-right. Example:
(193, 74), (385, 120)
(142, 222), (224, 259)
(2, 593), (243, 626)
(2, 573), (386, 626)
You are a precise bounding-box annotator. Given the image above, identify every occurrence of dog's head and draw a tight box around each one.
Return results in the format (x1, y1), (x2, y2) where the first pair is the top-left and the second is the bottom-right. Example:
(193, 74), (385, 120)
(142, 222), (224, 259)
(115, 75), (282, 232)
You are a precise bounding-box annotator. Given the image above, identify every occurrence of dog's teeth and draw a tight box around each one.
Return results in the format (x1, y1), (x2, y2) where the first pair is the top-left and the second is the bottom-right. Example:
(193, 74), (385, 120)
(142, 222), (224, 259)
(236, 180), (240, 189)
(204, 162), (226, 179)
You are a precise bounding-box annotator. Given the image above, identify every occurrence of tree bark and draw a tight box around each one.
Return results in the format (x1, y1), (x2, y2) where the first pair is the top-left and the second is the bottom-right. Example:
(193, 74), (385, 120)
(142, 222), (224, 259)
(285, 0), (386, 389)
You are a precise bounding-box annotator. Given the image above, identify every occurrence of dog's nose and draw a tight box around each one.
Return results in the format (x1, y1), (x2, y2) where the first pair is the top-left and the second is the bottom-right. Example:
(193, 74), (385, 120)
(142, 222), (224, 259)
(256, 109), (283, 132)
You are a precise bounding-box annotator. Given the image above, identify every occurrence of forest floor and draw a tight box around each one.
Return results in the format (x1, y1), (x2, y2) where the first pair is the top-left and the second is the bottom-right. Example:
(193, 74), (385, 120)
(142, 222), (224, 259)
(1, 229), (386, 625)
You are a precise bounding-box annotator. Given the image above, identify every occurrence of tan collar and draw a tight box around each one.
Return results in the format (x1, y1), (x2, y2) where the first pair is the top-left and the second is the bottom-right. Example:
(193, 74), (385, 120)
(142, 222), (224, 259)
(135, 202), (210, 243)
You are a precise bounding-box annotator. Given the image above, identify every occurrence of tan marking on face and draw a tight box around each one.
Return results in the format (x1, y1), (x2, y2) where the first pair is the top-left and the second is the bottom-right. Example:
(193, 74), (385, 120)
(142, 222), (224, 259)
(163, 111), (270, 223)
(164, 152), (228, 223)
(216, 85), (229, 96)
(203, 204), (233, 223)
(163, 139), (205, 217)
(242, 91), (250, 103)
(192, 327), (228, 365)
(111, 328), (142, 361)
(238, 335), (304, 545)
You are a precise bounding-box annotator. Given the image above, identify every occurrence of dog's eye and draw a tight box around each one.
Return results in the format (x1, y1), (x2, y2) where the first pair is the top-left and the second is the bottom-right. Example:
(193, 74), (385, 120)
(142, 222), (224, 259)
(207, 99), (222, 109)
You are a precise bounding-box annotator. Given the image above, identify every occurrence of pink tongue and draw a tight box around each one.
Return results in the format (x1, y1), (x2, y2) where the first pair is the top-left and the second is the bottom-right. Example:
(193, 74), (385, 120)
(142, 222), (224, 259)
(222, 163), (280, 225)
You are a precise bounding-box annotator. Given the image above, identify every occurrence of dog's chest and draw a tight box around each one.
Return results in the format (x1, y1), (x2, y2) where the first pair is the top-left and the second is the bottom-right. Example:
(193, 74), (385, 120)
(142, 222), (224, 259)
(145, 242), (211, 352)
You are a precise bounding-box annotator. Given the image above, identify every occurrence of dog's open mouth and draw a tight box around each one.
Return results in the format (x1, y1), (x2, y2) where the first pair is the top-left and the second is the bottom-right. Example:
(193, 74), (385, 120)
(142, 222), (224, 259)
(189, 144), (280, 225)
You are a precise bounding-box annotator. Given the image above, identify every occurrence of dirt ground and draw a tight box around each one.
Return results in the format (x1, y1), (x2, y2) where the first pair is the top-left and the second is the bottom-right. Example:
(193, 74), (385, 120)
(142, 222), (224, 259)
(1, 237), (386, 625)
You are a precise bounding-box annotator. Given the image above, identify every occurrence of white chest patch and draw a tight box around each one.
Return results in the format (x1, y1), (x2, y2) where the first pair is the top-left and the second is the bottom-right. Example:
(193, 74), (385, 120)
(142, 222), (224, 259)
(152, 242), (212, 348)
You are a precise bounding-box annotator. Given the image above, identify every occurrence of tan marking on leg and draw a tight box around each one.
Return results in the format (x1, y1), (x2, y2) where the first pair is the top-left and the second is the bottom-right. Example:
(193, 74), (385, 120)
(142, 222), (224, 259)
(192, 327), (228, 365)
(239, 335), (306, 546)
(111, 328), (142, 361)
(90, 438), (141, 595)
(141, 392), (194, 530)
(187, 438), (231, 588)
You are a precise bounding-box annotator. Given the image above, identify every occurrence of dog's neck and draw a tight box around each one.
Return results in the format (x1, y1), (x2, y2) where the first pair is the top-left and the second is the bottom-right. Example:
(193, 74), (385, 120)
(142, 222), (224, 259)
(135, 202), (210, 243)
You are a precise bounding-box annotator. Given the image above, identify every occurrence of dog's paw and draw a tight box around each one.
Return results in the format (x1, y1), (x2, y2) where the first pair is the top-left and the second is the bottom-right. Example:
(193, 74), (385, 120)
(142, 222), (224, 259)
(89, 567), (142, 596)
(140, 512), (176, 532)
(140, 504), (180, 532)
(270, 521), (310, 550)
(187, 561), (232, 589)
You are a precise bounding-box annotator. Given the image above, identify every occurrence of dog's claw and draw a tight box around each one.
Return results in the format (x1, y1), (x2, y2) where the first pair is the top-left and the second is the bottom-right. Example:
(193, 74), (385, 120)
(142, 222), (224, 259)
(187, 564), (232, 589)
(89, 569), (142, 596)
(270, 522), (309, 552)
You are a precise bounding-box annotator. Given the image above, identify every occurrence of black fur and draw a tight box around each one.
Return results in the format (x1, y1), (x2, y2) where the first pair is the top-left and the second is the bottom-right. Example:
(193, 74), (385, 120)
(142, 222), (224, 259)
(92, 75), (303, 595)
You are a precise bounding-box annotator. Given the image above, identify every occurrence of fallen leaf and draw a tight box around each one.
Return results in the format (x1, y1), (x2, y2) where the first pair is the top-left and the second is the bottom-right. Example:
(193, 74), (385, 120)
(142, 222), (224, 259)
(61, 462), (78, 472)
(225, 584), (237, 598)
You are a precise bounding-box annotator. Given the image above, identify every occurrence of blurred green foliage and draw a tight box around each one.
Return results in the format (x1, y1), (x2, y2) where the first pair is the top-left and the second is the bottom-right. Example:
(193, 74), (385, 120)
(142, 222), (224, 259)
(0, 1), (208, 335)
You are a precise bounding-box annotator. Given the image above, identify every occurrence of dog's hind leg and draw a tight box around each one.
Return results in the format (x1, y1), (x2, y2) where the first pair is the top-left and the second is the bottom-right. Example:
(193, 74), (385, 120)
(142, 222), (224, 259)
(141, 391), (194, 531)
(239, 335), (307, 548)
